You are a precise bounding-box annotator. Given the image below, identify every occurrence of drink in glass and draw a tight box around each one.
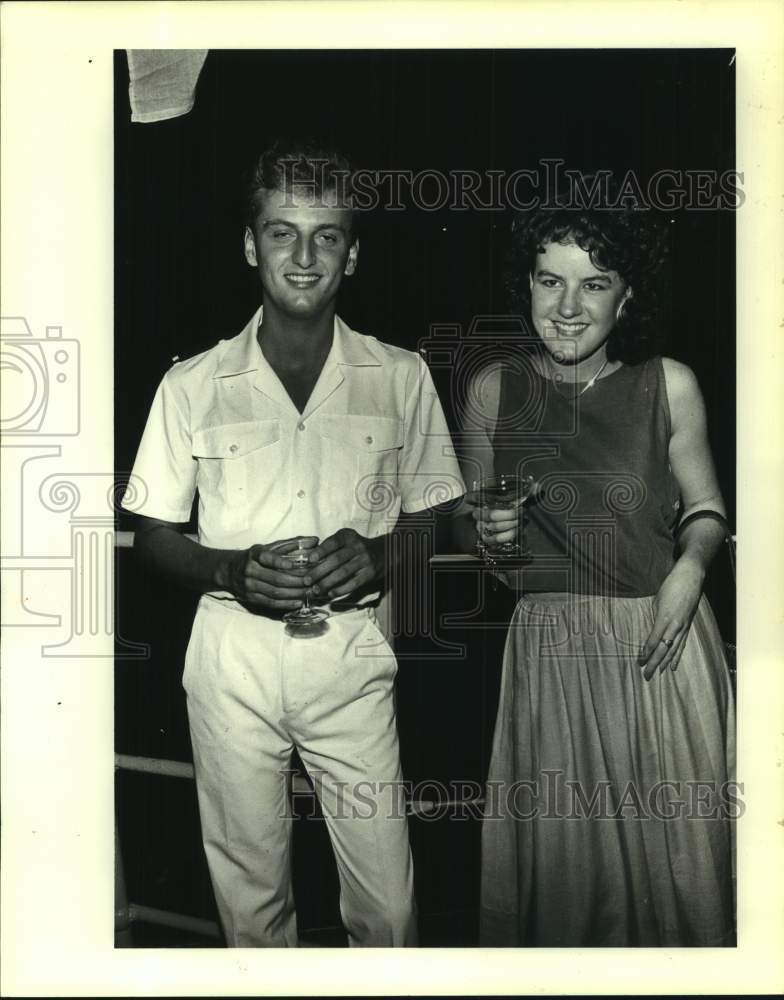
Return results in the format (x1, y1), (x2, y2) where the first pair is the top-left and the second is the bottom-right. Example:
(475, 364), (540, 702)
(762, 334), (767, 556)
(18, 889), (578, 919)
(467, 473), (535, 563)
(283, 538), (329, 634)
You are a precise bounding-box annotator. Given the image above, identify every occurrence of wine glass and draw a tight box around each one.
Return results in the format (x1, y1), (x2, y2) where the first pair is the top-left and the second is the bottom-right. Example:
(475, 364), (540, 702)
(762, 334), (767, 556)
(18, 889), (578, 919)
(467, 473), (535, 565)
(283, 538), (329, 635)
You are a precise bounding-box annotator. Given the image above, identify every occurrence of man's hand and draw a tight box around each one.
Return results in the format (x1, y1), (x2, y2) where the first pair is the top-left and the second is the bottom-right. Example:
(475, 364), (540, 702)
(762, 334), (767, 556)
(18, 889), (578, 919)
(223, 535), (319, 611)
(304, 528), (385, 600)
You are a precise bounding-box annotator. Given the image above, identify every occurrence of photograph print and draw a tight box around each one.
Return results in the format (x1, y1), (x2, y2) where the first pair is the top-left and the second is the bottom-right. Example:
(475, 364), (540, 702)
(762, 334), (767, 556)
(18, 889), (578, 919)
(114, 46), (738, 950)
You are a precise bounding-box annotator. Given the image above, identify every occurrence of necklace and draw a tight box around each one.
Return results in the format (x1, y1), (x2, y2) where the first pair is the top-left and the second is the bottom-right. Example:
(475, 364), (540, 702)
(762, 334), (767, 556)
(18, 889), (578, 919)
(544, 352), (610, 397)
(576, 357), (609, 395)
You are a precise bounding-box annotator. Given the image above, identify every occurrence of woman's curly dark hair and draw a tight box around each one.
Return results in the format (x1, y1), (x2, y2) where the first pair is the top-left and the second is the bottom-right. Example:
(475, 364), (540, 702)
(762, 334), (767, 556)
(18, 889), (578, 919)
(505, 190), (671, 364)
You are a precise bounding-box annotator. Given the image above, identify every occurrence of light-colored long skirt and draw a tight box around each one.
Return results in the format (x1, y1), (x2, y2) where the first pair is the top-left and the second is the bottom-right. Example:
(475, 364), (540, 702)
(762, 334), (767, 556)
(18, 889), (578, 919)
(479, 593), (736, 947)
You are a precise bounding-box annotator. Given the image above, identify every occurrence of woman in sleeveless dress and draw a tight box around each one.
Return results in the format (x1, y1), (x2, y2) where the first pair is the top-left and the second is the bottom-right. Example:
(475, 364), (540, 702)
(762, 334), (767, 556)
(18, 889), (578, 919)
(455, 199), (736, 946)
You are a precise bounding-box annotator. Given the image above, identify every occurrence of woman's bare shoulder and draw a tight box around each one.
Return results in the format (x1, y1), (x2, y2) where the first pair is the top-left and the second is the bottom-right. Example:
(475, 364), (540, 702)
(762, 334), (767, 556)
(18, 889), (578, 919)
(660, 356), (705, 427)
(661, 356), (701, 394)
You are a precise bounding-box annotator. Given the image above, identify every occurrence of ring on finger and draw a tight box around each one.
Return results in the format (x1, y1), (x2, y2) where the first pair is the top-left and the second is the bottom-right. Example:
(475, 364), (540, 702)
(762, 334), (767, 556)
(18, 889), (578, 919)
(660, 637), (674, 649)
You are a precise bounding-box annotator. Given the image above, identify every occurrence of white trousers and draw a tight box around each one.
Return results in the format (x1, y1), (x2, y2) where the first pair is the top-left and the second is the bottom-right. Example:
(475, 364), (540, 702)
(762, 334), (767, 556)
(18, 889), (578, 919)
(183, 596), (418, 947)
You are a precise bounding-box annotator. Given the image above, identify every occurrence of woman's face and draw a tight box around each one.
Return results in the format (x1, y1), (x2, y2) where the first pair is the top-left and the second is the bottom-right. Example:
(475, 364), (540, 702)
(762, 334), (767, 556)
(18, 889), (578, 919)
(529, 239), (630, 365)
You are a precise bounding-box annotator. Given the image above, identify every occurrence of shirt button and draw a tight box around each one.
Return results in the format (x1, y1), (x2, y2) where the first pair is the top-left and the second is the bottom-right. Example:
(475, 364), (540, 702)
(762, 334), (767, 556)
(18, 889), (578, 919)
(365, 435), (373, 444)
(297, 489), (306, 499)
(229, 444), (238, 454)
(297, 422), (305, 431)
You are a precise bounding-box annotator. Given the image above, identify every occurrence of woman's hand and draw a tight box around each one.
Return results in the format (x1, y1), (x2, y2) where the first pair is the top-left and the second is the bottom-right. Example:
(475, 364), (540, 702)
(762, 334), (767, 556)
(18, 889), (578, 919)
(638, 558), (705, 680)
(470, 502), (521, 547)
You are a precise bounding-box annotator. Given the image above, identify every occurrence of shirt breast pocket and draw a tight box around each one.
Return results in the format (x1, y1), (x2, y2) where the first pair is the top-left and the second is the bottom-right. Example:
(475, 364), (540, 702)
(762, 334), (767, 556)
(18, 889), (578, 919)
(191, 420), (281, 531)
(316, 415), (404, 525)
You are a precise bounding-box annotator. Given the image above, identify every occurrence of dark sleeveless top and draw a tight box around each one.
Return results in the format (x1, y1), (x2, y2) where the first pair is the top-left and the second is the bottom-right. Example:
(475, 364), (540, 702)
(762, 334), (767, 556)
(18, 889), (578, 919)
(492, 357), (681, 597)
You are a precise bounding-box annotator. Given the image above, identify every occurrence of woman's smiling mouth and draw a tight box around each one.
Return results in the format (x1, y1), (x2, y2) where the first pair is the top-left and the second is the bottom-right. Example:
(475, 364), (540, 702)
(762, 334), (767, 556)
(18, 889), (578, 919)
(551, 320), (590, 334)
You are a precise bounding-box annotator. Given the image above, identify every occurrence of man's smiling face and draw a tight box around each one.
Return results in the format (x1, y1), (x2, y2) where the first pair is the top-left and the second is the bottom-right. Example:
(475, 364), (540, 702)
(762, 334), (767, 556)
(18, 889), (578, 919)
(244, 184), (358, 321)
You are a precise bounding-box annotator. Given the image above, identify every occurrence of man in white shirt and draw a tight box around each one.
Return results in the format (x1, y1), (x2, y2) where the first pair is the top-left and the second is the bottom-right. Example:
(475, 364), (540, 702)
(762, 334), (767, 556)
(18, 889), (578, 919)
(122, 139), (465, 947)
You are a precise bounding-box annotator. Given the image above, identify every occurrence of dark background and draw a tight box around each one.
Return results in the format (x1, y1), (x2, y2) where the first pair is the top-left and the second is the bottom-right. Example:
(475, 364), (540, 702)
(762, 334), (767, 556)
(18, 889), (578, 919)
(114, 48), (736, 946)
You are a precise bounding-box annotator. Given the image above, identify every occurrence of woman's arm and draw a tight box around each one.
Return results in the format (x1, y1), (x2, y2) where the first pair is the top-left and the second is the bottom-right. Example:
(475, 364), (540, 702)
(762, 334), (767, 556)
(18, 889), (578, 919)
(665, 358), (728, 564)
(638, 358), (728, 677)
(451, 363), (516, 555)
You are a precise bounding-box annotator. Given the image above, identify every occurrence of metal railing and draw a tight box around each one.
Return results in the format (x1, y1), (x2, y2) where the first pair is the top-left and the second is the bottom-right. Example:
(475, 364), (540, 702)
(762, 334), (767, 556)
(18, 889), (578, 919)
(114, 750), (484, 945)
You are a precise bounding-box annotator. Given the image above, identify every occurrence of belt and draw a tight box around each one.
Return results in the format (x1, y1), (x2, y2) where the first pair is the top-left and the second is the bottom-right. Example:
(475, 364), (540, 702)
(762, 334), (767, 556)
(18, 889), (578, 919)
(201, 592), (376, 622)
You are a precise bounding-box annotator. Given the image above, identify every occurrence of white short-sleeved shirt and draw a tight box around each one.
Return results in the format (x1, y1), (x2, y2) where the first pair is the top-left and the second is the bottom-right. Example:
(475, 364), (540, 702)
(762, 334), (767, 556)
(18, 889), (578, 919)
(122, 307), (465, 609)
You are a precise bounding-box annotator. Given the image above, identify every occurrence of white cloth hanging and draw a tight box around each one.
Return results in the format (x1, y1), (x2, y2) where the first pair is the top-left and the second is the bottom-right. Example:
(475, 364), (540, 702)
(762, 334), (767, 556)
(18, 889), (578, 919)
(127, 49), (208, 123)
